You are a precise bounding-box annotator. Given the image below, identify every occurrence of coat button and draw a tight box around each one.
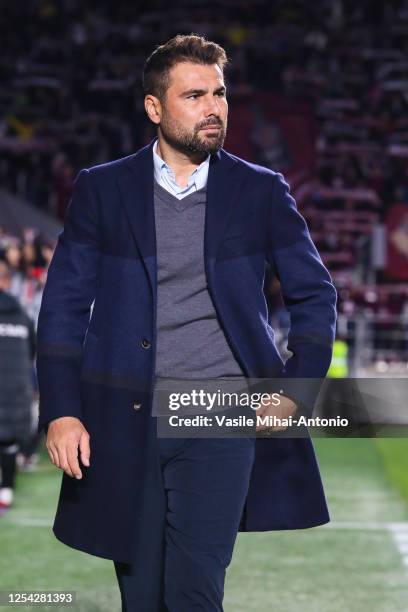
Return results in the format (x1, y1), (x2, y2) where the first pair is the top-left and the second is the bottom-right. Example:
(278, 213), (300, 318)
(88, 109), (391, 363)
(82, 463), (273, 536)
(133, 402), (142, 411)
(140, 338), (151, 349)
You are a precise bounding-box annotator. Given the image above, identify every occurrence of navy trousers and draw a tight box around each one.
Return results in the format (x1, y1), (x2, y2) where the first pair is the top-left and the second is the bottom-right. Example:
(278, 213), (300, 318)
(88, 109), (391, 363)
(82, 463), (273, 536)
(114, 434), (256, 611)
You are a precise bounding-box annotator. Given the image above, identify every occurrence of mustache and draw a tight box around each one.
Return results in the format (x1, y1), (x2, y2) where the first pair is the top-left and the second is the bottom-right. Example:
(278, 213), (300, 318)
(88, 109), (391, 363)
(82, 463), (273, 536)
(197, 119), (223, 129)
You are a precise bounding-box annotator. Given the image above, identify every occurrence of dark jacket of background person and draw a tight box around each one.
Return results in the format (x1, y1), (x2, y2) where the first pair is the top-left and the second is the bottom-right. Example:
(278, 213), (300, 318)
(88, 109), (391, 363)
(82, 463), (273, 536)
(0, 289), (35, 441)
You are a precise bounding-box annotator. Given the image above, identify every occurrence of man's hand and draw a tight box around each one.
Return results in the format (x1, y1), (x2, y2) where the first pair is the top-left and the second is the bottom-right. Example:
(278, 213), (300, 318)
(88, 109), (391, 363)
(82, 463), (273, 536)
(46, 417), (90, 479)
(255, 394), (298, 432)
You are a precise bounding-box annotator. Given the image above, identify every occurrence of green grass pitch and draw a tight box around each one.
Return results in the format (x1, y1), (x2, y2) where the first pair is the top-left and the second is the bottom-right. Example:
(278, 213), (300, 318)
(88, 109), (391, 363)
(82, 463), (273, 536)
(1, 438), (408, 611)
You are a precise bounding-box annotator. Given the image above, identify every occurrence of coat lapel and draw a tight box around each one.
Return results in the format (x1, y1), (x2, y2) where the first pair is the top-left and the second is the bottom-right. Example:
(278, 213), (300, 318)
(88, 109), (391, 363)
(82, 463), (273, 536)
(204, 147), (243, 281)
(117, 138), (244, 297)
(117, 141), (157, 299)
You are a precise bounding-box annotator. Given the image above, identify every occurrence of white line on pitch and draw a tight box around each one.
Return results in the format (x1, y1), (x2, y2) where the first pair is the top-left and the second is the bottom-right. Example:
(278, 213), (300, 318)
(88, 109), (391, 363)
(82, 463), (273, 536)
(1, 516), (52, 527)
(322, 521), (408, 531)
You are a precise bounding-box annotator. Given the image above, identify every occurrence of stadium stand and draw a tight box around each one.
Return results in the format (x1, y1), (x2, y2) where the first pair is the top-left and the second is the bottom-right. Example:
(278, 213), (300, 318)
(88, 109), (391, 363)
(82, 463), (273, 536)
(1, 0), (407, 373)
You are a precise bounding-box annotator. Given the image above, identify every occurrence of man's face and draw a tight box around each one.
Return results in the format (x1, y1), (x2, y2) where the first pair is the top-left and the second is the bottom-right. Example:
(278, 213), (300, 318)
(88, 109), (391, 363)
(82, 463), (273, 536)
(150, 62), (228, 155)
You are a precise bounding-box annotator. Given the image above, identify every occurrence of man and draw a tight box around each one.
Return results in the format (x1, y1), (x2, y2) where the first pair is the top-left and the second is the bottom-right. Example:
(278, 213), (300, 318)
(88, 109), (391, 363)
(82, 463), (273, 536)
(37, 34), (337, 611)
(0, 261), (36, 514)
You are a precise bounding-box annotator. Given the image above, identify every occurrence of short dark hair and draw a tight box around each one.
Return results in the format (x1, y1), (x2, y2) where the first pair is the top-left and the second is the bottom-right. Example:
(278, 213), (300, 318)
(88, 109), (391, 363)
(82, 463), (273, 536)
(143, 33), (228, 100)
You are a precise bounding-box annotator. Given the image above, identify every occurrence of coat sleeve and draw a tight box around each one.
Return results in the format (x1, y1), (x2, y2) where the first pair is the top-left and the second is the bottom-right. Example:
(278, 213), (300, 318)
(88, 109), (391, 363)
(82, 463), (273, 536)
(265, 171), (338, 417)
(36, 169), (101, 434)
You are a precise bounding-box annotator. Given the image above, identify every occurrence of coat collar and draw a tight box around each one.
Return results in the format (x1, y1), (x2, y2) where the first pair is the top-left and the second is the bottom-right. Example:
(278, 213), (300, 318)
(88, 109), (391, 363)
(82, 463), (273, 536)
(117, 137), (244, 298)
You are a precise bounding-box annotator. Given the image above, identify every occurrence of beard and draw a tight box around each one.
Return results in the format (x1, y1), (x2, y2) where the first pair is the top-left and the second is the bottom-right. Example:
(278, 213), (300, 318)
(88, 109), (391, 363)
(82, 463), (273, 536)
(158, 111), (227, 156)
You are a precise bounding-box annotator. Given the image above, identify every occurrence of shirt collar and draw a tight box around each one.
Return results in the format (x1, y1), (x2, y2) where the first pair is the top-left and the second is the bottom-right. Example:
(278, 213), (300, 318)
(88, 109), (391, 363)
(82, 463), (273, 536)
(153, 138), (210, 194)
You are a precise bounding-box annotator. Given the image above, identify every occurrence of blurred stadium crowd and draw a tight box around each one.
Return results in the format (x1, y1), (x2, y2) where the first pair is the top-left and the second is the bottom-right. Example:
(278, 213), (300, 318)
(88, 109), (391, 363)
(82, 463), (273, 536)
(0, 0), (408, 372)
(0, 227), (52, 329)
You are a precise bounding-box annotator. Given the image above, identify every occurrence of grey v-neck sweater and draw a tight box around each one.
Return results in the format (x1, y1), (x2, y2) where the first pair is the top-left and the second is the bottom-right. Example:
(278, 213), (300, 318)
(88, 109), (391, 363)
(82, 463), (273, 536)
(153, 179), (245, 380)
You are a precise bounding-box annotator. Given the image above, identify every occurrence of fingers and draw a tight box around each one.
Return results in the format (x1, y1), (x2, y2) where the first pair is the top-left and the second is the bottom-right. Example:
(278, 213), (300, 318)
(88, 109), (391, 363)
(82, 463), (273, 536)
(46, 430), (91, 479)
(61, 446), (76, 478)
(255, 425), (288, 433)
(52, 443), (74, 478)
(255, 404), (288, 432)
(79, 431), (90, 467)
(255, 405), (266, 432)
(46, 441), (57, 465)
(255, 407), (276, 432)
(66, 442), (82, 479)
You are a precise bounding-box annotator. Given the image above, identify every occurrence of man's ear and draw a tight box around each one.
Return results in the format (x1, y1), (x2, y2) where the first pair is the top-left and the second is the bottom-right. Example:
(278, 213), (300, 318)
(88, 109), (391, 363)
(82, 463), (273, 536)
(144, 95), (161, 125)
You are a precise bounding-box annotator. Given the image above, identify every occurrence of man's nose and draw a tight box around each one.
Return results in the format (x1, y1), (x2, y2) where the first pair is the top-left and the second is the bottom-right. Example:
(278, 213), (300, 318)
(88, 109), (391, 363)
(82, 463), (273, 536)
(203, 96), (222, 117)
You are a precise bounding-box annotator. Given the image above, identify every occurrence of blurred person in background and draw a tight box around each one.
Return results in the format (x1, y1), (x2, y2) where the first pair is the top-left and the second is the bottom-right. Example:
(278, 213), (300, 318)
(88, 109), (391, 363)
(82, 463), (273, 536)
(0, 232), (53, 475)
(3, 241), (25, 299)
(0, 261), (36, 515)
(318, 328), (375, 436)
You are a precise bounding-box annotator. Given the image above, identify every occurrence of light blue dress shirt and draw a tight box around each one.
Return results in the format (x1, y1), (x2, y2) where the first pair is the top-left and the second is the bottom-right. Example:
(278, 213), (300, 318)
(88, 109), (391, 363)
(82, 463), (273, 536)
(153, 139), (210, 200)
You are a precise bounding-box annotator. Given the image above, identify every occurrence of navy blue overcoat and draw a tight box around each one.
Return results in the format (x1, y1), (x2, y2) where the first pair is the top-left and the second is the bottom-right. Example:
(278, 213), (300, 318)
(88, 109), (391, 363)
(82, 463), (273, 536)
(36, 138), (337, 562)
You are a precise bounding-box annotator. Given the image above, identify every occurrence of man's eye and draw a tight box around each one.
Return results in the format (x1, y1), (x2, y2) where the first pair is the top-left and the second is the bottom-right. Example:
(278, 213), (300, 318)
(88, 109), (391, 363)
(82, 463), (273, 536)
(188, 95), (198, 99)
(216, 91), (225, 97)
